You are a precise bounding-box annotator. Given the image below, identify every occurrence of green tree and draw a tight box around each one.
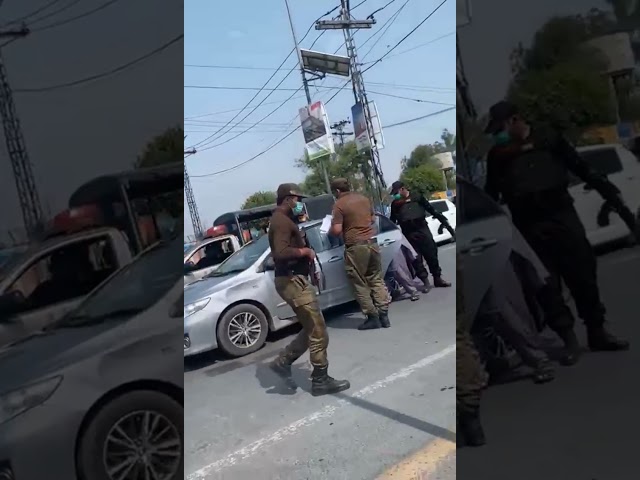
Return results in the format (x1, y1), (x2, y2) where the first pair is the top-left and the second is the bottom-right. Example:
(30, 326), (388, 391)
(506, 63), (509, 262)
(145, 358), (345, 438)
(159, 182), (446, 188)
(400, 163), (446, 197)
(241, 191), (277, 210)
(507, 13), (616, 138)
(135, 126), (184, 168)
(401, 129), (455, 171)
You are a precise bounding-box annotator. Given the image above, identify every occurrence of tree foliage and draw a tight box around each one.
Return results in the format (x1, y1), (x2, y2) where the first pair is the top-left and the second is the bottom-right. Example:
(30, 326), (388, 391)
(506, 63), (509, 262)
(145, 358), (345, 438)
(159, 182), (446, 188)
(135, 126), (184, 168)
(401, 129), (455, 171)
(507, 11), (618, 137)
(241, 191), (277, 210)
(400, 163), (446, 196)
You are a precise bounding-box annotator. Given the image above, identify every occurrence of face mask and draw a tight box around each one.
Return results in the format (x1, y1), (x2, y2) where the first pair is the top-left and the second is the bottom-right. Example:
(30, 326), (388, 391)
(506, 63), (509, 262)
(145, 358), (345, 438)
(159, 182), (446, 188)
(392, 193), (403, 201)
(493, 131), (510, 145)
(292, 201), (304, 216)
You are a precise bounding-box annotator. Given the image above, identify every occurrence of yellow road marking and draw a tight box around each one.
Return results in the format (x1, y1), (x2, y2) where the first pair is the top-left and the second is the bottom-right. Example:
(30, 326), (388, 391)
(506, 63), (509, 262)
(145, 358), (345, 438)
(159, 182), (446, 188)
(376, 437), (456, 480)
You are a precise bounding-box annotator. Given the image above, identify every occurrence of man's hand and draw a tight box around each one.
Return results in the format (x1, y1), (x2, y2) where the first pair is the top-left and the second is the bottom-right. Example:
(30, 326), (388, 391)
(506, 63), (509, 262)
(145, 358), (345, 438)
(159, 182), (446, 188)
(300, 247), (316, 260)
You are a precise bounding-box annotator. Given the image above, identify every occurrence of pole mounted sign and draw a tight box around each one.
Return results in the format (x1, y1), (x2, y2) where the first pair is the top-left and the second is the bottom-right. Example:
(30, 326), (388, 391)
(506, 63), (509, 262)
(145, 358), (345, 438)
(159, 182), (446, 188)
(299, 101), (335, 160)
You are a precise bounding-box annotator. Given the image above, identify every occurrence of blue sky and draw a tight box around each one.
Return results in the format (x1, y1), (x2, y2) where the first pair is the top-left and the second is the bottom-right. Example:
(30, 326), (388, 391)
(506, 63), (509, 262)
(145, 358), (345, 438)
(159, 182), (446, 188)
(184, 0), (457, 235)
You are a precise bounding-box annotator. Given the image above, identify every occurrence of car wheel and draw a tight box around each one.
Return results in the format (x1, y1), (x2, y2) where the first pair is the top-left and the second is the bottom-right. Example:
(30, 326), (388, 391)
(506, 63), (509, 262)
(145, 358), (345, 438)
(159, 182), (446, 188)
(216, 303), (269, 357)
(77, 390), (183, 480)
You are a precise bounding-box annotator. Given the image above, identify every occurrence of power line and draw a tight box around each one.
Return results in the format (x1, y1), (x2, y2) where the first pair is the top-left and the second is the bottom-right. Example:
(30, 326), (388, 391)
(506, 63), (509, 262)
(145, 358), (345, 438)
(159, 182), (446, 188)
(363, 31), (454, 63)
(384, 106), (454, 128)
(27, 0), (82, 26)
(30, 0), (122, 33)
(362, 0), (449, 73)
(367, 89), (453, 105)
(360, 0), (409, 61)
(366, 0), (398, 19)
(367, 80), (455, 91)
(14, 34), (183, 93)
(184, 95), (307, 120)
(3, 0), (64, 26)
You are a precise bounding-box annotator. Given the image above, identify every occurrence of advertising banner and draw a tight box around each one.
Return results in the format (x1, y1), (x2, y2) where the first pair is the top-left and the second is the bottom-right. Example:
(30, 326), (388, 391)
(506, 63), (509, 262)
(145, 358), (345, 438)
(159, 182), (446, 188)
(299, 101), (335, 160)
(351, 102), (369, 152)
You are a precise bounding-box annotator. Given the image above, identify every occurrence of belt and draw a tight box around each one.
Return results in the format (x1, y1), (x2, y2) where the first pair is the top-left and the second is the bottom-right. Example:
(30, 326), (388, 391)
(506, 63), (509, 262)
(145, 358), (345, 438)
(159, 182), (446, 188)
(347, 238), (378, 247)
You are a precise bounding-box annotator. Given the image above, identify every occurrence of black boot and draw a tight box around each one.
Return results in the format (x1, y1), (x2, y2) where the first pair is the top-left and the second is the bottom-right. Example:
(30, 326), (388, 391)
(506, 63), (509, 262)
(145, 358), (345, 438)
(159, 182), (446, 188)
(358, 313), (381, 330)
(557, 329), (581, 366)
(379, 310), (391, 328)
(433, 276), (451, 288)
(311, 366), (350, 397)
(532, 360), (555, 384)
(588, 326), (630, 351)
(458, 409), (486, 447)
(269, 356), (292, 378)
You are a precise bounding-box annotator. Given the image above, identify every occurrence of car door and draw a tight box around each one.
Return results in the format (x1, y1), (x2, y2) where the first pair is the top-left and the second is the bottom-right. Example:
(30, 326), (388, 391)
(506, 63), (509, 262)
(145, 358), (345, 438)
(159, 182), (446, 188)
(568, 146), (628, 246)
(0, 235), (120, 347)
(374, 214), (403, 273)
(456, 178), (513, 320)
(304, 224), (350, 308)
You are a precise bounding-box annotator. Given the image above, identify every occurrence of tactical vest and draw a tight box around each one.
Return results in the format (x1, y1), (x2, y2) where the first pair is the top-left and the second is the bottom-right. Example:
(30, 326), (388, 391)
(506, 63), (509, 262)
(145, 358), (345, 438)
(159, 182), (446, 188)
(498, 148), (569, 199)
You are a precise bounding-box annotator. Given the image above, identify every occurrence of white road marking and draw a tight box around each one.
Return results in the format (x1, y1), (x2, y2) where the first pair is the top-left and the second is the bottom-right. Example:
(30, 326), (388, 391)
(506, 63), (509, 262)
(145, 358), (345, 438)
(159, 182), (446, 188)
(186, 344), (456, 480)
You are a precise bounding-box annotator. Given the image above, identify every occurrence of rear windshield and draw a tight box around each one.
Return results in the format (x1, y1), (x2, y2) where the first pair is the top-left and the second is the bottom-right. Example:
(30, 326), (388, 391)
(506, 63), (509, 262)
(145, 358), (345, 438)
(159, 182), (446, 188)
(430, 201), (449, 213)
(579, 148), (623, 176)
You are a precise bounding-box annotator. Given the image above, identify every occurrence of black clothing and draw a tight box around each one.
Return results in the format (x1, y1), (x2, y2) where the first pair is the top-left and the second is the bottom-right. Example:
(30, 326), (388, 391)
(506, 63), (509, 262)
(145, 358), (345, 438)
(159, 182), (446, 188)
(390, 193), (449, 278)
(268, 207), (310, 278)
(485, 132), (610, 328)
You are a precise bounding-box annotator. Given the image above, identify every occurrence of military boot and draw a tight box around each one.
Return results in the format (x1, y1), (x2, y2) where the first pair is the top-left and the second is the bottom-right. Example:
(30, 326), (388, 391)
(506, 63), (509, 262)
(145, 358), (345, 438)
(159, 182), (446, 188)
(269, 356), (292, 378)
(379, 310), (391, 328)
(433, 276), (451, 288)
(311, 366), (350, 397)
(458, 409), (486, 447)
(557, 328), (581, 366)
(358, 313), (381, 330)
(587, 326), (630, 352)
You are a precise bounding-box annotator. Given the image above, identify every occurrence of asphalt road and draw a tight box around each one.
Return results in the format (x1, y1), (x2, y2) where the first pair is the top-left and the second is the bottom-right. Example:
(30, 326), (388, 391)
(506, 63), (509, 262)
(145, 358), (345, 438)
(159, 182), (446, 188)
(184, 245), (457, 480)
(458, 245), (640, 480)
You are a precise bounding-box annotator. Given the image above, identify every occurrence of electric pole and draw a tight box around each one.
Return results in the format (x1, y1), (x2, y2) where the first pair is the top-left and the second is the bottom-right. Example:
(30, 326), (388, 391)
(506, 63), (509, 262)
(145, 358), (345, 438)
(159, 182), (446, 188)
(0, 26), (43, 237)
(317, 1), (386, 207)
(184, 141), (203, 239)
(283, 0), (332, 194)
(330, 120), (353, 148)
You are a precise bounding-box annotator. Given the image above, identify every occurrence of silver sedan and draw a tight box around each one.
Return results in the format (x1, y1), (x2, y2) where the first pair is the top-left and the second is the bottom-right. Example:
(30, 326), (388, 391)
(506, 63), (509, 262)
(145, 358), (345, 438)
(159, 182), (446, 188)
(184, 214), (403, 358)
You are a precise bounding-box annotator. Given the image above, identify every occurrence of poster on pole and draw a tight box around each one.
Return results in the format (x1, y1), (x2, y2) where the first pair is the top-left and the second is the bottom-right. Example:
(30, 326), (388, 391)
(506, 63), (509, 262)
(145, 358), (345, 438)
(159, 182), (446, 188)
(299, 101), (335, 160)
(351, 102), (385, 152)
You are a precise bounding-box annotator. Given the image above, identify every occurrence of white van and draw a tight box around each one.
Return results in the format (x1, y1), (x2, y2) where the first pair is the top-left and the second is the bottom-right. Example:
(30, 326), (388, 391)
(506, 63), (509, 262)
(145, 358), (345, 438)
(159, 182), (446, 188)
(569, 144), (640, 247)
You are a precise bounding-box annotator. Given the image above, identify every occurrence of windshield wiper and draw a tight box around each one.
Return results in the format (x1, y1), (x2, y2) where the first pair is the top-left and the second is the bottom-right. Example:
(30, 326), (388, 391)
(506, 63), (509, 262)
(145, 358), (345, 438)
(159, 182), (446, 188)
(206, 268), (246, 278)
(45, 307), (145, 330)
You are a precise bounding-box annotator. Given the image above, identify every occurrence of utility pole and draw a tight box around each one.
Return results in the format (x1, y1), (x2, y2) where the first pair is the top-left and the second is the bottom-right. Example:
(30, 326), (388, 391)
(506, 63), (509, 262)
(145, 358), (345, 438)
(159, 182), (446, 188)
(283, 0), (332, 194)
(184, 141), (203, 238)
(330, 120), (353, 148)
(317, 1), (386, 207)
(0, 26), (43, 237)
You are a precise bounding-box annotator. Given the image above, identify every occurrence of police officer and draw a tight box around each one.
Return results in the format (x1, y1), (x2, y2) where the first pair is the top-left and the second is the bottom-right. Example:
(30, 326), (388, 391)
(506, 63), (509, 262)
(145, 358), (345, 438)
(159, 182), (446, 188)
(457, 252), (488, 446)
(389, 181), (453, 288)
(268, 183), (350, 397)
(328, 178), (389, 330)
(484, 100), (629, 362)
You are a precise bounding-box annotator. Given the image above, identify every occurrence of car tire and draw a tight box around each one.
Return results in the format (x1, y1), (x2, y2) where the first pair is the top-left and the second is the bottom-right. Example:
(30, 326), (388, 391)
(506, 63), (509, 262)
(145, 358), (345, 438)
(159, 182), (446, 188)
(216, 303), (269, 357)
(76, 390), (183, 480)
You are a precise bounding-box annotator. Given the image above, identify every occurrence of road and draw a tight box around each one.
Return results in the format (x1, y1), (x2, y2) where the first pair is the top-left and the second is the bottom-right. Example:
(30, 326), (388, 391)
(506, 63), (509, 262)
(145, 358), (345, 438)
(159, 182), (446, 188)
(458, 245), (640, 480)
(184, 245), (457, 480)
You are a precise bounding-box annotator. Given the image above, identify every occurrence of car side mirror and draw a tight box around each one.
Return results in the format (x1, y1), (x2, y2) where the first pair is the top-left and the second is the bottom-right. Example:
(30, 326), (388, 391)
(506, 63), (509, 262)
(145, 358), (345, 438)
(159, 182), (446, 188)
(263, 257), (275, 271)
(0, 290), (26, 319)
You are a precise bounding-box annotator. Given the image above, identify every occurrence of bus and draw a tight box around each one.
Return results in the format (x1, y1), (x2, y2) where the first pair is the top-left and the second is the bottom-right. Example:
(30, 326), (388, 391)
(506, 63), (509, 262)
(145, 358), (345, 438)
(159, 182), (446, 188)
(212, 194), (335, 246)
(67, 162), (183, 254)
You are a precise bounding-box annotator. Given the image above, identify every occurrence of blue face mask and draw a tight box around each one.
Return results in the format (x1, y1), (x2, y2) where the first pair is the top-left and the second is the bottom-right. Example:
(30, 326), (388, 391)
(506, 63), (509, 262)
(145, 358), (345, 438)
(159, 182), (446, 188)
(493, 131), (510, 145)
(392, 193), (403, 201)
(292, 201), (304, 216)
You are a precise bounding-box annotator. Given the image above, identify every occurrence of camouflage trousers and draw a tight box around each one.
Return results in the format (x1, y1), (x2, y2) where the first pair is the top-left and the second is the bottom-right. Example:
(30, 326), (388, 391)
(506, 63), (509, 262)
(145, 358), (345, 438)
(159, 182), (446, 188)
(456, 253), (488, 413)
(344, 243), (389, 316)
(274, 275), (329, 368)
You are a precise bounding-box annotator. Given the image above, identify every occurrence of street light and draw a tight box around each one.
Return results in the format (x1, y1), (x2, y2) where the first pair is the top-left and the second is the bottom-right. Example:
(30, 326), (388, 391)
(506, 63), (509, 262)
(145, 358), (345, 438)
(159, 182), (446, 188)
(300, 49), (351, 77)
(315, 19), (375, 30)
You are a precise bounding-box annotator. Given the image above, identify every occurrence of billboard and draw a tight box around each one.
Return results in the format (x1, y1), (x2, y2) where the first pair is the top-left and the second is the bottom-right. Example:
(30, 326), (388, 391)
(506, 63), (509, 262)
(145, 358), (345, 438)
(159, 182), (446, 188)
(588, 32), (635, 75)
(351, 101), (385, 152)
(299, 101), (335, 160)
(433, 152), (455, 170)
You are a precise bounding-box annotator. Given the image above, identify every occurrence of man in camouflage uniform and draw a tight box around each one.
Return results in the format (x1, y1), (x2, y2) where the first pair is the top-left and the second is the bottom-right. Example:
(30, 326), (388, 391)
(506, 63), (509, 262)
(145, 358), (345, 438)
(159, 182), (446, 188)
(456, 252), (488, 446)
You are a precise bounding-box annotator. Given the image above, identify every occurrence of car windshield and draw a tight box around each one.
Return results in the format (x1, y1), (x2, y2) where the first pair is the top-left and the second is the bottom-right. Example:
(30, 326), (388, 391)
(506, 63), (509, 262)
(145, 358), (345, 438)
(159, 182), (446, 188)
(0, 246), (29, 280)
(48, 237), (183, 329)
(206, 234), (269, 277)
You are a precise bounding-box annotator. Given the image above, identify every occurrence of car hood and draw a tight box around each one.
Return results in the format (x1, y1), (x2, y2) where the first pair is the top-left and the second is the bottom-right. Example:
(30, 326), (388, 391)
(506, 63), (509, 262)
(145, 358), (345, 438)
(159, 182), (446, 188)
(0, 321), (125, 393)
(183, 269), (250, 304)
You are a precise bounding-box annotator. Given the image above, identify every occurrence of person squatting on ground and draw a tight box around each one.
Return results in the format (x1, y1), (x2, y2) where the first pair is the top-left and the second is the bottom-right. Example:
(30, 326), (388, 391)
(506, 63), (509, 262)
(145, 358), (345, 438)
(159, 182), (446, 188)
(456, 252), (488, 447)
(268, 183), (350, 397)
(389, 181), (453, 288)
(329, 178), (390, 331)
(484, 101), (629, 364)
(386, 235), (432, 301)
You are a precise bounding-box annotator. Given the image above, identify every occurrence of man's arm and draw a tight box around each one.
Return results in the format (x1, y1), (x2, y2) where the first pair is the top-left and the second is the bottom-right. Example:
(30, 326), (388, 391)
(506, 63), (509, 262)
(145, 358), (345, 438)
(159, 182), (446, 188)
(270, 218), (308, 262)
(417, 195), (448, 224)
(484, 149), (501, 202)
(390, 203), (398, 224)
(329, 204), (343, 237)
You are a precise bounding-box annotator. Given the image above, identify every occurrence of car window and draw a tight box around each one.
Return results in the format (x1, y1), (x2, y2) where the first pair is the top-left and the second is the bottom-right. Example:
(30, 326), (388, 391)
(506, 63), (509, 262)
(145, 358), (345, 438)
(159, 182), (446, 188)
(190, 239), (234, 270)
(7, 236), (119, 314)
(208, 234), (269, 276)
(305, 225), (342, 253)
(377, 215), (397, 233)
(458, 180), (504, 224)
(430, 201), (449, 213)
(569, 147), (623, 186)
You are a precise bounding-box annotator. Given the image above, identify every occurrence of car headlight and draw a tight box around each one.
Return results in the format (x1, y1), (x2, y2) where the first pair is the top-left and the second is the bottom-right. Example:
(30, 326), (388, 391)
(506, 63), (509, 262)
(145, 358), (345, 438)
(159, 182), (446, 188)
(184, 298), (210, 318)
(0, 376), (62, 425)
